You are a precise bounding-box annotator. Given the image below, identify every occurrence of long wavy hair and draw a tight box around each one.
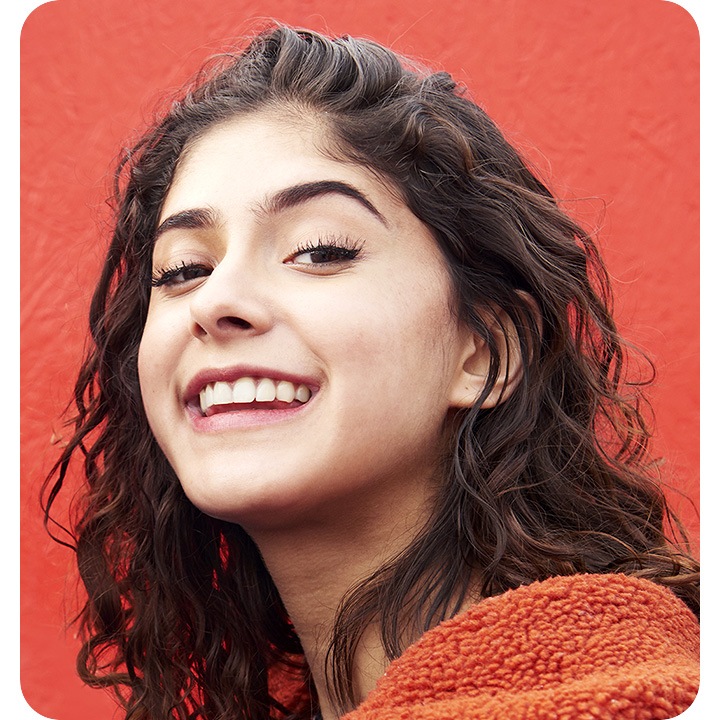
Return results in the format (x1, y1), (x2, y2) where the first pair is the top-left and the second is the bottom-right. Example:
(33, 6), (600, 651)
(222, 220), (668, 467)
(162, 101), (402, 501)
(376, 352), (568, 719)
(42, 24), (699, 720)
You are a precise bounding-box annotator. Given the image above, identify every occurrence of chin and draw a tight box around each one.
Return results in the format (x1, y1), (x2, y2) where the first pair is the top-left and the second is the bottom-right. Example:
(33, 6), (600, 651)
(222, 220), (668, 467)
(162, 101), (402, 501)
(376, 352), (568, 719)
(178, 470), (322, 531)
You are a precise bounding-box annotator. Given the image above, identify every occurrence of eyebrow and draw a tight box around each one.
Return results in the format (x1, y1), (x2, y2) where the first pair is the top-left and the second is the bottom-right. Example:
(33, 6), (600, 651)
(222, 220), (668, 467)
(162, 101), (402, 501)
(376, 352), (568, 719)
(154, 179), (388, 241)
(264, 180), (388, 226)
(154, 207), (219, 241)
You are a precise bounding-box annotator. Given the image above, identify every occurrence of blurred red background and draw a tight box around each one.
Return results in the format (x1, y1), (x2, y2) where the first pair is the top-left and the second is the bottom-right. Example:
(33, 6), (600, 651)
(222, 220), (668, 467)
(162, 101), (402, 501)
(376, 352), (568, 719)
(20, 0), (699, 717)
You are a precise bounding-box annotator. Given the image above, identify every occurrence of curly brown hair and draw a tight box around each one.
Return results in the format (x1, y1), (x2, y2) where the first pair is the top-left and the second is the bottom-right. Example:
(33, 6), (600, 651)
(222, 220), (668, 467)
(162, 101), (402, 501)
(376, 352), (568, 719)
(43, 24), (698, 720)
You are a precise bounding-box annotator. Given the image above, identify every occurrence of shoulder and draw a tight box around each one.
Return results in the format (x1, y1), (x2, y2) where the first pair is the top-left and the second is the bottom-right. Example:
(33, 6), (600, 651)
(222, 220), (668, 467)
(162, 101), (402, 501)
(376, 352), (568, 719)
(344, 573), (699, 719)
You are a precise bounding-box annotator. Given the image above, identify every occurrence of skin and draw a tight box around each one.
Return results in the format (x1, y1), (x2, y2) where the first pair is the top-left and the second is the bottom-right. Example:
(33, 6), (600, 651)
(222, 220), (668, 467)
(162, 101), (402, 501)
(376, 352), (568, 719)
(137, 110), (500, 717)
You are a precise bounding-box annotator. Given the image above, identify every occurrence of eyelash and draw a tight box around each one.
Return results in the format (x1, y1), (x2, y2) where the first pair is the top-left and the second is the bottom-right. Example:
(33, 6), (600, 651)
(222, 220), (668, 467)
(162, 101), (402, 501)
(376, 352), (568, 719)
(150, 234), (365, 288)
(150, 260), (210, 288)
(289, 234), (365, 265)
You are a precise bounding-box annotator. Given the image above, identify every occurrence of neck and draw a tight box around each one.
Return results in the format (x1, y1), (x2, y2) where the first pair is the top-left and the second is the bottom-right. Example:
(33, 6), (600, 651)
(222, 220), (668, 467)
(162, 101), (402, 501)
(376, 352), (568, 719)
(249, 483), (435, 720)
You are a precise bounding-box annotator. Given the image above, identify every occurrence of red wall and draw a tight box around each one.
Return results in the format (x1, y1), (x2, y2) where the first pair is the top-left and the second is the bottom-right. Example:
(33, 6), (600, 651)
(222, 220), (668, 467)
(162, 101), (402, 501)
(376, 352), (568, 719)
(20, 0), (699, 717)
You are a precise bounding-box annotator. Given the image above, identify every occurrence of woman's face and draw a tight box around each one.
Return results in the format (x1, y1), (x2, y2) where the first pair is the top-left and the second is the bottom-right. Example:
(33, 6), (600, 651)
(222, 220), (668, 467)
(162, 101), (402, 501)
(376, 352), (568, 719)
(138, 111), (477, 533)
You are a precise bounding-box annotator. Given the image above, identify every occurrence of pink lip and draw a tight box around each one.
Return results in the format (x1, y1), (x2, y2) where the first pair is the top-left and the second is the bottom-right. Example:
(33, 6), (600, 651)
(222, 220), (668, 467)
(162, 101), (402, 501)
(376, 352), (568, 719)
(189, 402), (311, 432)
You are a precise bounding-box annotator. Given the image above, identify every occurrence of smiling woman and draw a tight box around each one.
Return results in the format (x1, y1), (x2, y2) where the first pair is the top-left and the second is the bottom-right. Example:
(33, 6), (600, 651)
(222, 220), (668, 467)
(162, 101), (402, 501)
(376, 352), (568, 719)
(41, 24), (699, 720)
(140, 112), (476, 532)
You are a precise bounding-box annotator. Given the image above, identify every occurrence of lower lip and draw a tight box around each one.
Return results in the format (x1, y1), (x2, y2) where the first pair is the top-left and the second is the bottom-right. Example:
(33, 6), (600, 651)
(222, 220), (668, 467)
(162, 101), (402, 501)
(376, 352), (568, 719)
(187, 400), (311, 432)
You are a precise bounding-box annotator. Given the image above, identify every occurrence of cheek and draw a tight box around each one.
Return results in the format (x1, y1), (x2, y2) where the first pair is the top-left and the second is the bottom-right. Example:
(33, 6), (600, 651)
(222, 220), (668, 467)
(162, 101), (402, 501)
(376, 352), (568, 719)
(137, 333), (160, 427)
(306, 276), (459, 397)
(137, 309), (179, 419)
(137, 314), (158, 388)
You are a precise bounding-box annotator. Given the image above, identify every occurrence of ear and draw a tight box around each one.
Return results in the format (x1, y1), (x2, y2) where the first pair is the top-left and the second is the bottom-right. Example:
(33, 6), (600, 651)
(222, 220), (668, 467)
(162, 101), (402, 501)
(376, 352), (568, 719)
(448, 298), (536, 410)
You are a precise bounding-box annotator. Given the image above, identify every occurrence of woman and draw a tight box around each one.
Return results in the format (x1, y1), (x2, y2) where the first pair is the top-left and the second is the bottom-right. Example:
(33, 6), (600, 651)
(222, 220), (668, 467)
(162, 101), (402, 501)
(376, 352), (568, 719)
(43, 24), (699, 720)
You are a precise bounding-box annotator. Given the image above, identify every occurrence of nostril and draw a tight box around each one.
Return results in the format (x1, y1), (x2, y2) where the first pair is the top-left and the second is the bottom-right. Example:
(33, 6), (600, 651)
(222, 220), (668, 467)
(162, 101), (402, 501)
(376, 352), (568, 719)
(191, 315), (254, 338)
(222, 316), (253, 330)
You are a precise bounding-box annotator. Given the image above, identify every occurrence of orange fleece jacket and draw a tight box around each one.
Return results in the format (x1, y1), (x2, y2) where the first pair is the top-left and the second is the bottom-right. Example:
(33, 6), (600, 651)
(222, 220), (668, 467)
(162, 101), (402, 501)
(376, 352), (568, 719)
(340, 574), (699, 720)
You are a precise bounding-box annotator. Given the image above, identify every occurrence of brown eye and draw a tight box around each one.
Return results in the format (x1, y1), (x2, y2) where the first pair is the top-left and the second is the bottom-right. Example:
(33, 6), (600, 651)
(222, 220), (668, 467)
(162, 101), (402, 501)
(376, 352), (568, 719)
(151, 261), (212, 287)
(288, 235), (365, 266)
(293, 245), (361, 264)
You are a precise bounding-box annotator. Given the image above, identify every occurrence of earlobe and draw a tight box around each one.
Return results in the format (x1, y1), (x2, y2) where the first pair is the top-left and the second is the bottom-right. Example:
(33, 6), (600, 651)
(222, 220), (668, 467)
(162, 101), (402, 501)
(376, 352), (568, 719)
(448, 306), (528, 410)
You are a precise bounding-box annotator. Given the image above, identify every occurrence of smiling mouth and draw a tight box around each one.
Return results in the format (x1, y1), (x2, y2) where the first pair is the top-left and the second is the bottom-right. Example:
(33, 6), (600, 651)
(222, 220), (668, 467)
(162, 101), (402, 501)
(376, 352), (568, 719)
(199, 377), (312, 416)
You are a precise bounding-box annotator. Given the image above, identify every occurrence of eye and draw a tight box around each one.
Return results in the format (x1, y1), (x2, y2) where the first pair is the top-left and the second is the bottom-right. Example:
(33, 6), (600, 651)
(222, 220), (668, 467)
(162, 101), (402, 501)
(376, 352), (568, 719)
(151, 261), (212, 288)
(287, 235), (364, 266)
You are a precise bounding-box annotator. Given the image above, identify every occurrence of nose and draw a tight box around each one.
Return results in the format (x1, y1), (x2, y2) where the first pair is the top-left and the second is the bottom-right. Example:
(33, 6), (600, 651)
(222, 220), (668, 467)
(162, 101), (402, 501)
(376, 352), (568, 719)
(188, 257), (274, 340)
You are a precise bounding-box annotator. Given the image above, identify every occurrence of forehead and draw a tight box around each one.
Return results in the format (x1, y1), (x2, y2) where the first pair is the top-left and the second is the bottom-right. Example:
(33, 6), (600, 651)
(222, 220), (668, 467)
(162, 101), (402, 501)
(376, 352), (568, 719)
(161, 109), (404, 223)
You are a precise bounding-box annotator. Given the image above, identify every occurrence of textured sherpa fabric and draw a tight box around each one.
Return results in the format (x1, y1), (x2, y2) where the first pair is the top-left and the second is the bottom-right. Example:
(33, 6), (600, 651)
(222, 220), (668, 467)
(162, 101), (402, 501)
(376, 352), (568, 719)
(342, 574), (699, 720)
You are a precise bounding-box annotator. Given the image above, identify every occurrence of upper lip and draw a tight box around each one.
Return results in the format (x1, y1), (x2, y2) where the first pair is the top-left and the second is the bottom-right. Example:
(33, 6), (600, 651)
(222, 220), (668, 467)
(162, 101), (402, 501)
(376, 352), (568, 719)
(183, 365), (321, 403)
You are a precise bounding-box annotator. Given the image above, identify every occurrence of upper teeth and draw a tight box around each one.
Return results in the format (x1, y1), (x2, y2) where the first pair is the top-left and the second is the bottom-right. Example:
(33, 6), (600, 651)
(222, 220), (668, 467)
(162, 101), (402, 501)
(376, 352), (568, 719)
(199, 377), (312, 414)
